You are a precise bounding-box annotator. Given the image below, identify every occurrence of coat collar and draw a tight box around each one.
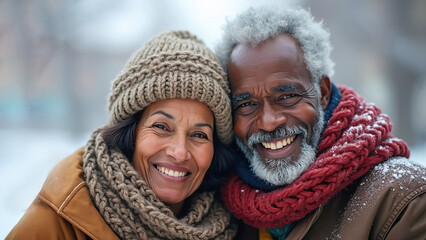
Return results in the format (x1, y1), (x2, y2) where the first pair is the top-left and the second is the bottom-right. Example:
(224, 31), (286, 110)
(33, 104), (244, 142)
(286, 205), (323, 240)
(38, 148), (119, 240)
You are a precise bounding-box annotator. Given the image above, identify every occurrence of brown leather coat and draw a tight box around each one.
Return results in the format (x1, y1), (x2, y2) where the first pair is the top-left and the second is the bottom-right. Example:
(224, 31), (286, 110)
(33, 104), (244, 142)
(237, 157), (426, 240)
(6, 148), (120, 240)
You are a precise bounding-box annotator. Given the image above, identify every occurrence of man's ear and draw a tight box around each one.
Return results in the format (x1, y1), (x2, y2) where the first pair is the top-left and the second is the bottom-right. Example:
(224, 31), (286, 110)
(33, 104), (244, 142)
(319, 76), (331, 110)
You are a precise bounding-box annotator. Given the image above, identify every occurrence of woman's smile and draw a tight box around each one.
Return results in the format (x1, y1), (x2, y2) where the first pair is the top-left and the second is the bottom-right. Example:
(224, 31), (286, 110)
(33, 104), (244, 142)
(154, 163), (190, 179)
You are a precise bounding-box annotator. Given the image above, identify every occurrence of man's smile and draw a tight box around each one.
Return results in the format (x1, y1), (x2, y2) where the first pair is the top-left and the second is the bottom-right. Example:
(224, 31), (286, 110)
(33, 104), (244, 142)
(255, 134), (301, 160)
(260, 135), (296, 150)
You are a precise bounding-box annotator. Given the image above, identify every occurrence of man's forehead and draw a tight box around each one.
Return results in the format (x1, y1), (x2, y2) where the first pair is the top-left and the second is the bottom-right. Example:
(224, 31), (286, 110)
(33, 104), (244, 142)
(228, 34), (303, 67)
(231, 82), (303, 96)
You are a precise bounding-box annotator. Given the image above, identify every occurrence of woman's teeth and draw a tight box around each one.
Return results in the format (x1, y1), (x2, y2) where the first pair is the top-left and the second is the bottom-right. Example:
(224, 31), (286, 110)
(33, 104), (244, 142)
(261, 135), (295, 150)
(156, 165), (187, 177)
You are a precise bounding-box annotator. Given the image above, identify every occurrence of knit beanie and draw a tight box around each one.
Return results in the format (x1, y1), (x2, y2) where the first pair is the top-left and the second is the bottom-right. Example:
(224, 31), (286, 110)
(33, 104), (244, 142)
(108, 30), (233, 145)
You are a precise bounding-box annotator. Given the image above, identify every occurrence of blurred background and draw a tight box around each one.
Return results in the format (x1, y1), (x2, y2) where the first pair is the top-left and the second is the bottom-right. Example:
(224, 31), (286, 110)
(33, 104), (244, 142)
(1, 0), (425, 237)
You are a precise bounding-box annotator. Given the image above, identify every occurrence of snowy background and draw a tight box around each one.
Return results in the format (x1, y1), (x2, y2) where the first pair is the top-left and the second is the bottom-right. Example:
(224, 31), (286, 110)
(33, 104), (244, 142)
(1, 0), (426, 238)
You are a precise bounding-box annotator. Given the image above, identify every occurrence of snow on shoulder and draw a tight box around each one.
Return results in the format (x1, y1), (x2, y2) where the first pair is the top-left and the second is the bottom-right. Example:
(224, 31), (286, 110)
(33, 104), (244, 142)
(372, 157), (426, 184)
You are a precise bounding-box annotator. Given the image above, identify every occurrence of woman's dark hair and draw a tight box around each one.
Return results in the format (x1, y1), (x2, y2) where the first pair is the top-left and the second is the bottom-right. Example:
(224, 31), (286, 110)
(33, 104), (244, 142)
(101, 111), (142, 160)
(198, 132), (236, 191)
(101, 111), (237, 192)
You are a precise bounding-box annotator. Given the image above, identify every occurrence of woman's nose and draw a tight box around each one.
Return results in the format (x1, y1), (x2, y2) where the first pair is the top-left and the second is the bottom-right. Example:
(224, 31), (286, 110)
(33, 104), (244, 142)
(165, 133), (191, 162)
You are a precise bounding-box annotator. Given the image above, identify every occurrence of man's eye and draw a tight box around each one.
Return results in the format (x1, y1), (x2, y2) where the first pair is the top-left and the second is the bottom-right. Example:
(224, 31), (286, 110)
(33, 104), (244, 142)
(234, 101), (257, 116)
(277, 94), (301, 106)
(238, 102), (252, 108)
(284, 94), (295, 99)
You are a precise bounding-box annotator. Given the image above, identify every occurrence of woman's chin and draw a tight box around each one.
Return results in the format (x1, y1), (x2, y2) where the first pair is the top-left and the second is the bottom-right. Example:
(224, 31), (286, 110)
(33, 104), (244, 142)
(155, 188), (188, 206)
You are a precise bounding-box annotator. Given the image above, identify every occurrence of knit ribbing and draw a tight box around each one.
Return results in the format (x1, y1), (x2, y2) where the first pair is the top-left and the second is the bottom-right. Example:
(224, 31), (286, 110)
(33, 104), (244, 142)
(83, 130), (237, 239)
(221, 86), (410, 228)
(108, 31), (233, 144)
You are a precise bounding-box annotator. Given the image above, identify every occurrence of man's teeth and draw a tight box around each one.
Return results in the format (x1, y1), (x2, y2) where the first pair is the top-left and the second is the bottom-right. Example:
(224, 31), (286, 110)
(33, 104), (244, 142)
(156, 165), (187, 177)
(261, 136), (295, 150)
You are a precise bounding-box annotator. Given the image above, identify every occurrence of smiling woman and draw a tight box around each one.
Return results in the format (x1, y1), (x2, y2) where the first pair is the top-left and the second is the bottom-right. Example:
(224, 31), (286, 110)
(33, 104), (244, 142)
(6, 31), (238, 240)
(133, 99), (215, 215)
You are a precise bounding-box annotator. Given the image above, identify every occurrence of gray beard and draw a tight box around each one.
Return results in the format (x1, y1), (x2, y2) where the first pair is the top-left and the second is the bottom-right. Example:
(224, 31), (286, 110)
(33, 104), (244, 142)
(235, 107), (325, 186)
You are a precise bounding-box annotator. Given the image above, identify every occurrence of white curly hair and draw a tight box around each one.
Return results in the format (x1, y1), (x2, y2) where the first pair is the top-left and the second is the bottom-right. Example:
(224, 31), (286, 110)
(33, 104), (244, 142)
(215, 6), (334, 85)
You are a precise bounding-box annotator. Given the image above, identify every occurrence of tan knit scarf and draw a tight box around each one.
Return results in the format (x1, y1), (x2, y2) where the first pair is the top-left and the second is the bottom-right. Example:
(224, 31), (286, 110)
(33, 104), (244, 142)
(83, 130), (237, 239)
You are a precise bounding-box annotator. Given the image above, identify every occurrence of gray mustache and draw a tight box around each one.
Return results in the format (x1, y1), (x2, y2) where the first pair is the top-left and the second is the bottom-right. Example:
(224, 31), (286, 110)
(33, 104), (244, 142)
(247, 125), (308, 149)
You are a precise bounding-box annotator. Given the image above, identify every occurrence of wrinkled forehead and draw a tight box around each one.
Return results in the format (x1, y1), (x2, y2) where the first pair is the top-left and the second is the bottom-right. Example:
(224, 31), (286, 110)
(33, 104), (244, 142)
(227, 34), (310, 91)
(228, 34), (305, 69)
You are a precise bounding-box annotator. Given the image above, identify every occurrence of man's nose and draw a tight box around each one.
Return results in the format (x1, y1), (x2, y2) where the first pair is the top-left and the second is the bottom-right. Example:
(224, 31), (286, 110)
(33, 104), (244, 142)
(165, 133), (191, 162)
(256, 101), (287, 132)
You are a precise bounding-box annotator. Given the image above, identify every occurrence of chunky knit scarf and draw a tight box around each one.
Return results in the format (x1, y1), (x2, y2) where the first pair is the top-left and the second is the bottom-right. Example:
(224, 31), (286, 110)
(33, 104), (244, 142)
(221, 86), (410, 228)
(83, 131), (237, 239)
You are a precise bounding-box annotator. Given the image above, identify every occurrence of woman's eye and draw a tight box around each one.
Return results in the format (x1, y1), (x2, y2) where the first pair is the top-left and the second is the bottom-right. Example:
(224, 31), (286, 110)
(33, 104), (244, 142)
(153, 123), (167, 131)
(193, 132), (208, 139)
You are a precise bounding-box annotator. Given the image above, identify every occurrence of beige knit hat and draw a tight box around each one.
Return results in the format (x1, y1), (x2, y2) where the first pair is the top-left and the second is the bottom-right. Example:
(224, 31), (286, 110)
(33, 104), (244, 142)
(108, 30), (233, 144)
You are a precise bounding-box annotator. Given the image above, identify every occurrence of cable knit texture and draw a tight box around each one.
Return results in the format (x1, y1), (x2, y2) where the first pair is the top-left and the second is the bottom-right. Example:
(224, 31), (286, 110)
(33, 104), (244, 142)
(108, 30), (233, 144)
(83, 130), (237, 239)
(221, 86), (410, 228)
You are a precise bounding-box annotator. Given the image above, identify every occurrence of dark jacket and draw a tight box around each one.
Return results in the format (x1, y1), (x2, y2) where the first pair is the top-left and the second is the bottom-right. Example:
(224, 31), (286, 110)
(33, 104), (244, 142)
(238, 157), (426, 240)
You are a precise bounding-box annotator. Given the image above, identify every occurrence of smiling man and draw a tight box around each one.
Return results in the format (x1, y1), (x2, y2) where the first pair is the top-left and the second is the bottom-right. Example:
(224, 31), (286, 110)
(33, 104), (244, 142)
(229, 34), (327, 187)
(217, 6), (426, 240)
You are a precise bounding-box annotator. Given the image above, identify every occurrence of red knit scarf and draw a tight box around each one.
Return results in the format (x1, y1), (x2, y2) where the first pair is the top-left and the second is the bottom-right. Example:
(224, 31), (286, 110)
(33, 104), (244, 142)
(221, 86), (410, 228)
